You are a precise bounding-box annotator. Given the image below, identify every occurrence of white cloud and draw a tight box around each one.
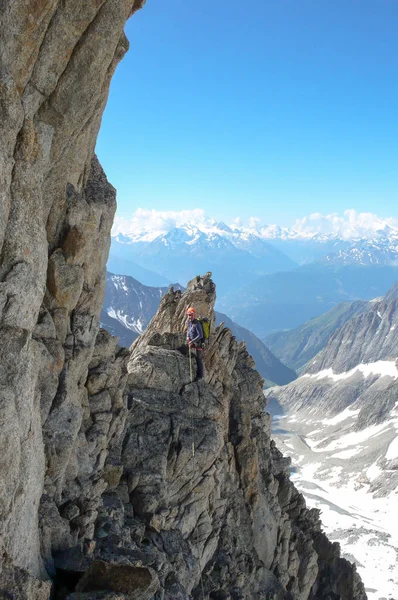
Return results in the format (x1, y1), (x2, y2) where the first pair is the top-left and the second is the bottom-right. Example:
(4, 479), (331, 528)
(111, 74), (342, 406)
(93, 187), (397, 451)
(112, 208), (207, 236)
(292, 210), (398, 240)
(112, 208), (398, 240)
(248, 216), (261, 229)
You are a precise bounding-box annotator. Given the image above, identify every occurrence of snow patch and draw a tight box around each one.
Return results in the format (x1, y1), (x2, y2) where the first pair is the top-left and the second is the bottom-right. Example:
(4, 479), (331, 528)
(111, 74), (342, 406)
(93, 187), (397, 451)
(316, 422), (391, 453)
(272, 408), (398, 599)
(385, 433), (398, 461)
(366, 462), (383, 481)
(322, 407), (360, 426)
(112, 275), (129, 292)
(289, 462), (398, 599)
(302, 360), (398, 382)
(331, 448), (361, 459)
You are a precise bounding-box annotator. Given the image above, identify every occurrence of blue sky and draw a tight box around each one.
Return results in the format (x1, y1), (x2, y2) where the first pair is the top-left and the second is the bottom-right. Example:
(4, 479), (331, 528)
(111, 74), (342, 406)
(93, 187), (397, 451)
(96, 0), (398, 229)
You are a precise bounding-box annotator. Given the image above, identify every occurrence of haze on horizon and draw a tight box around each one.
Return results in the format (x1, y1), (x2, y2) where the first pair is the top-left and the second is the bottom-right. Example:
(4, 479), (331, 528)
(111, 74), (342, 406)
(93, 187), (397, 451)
(96, 0), (398, 227)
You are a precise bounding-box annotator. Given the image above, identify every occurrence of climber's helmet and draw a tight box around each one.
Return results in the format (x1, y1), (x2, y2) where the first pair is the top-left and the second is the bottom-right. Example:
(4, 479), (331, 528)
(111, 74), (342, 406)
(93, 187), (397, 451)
(186, 307), (196, 320)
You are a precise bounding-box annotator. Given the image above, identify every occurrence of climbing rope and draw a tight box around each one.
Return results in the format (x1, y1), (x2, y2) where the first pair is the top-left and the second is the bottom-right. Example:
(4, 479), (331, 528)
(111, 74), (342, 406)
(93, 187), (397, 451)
(189, 345), (193, 383)
(188, 345), (206, 599)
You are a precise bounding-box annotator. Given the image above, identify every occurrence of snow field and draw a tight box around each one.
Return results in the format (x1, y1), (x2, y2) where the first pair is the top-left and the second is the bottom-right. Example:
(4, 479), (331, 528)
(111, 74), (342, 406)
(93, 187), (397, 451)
(271, 407), (398, 600)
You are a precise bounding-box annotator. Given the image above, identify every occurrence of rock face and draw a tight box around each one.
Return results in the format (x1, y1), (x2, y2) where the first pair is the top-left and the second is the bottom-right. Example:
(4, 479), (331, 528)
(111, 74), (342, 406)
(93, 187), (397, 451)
(266, 283), (398, 595)
(305, 295), (398, 376)
(0, 3), (365, 600)
(96, 272), (366, 600)
(0, 0), (143, 588)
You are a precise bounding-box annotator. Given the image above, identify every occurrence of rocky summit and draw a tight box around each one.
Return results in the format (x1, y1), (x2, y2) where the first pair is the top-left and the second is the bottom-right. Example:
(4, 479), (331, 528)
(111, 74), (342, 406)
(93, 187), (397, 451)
(0, 3), (365, 599)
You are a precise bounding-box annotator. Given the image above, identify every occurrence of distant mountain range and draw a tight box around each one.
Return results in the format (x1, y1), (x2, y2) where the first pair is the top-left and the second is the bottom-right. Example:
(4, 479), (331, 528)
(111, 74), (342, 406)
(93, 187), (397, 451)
(106, 254), (171, 287)
(322, 234), (398, 266)
(264, 282), (398, 373)
(109, 220), (398, 335)
(100, 272), (296, 386)
(110, 222), (298, 296)
(110, 219), (398, 286)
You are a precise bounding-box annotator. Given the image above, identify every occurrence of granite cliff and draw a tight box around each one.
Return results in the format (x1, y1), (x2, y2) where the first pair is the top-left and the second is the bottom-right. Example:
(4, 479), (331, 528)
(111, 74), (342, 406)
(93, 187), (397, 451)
(0, 3), (365, 599)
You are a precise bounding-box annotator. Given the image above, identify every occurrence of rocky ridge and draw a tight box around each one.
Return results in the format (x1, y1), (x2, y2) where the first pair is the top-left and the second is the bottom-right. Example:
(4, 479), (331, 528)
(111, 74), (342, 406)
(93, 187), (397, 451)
(100, 271), (296, 385)
(0, 2), (365, 599)
(83, 272), (365, 600)
(0, 0), (144, 589)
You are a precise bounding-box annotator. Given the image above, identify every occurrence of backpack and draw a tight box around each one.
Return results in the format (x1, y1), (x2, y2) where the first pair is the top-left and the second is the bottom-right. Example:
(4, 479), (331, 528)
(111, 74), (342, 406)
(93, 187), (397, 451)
(197, 317), (211, 342)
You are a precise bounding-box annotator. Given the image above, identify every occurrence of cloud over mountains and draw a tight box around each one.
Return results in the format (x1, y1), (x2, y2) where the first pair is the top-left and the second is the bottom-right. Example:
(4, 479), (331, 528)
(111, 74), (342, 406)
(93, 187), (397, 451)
(292, 209), (398, 239)
(113, 208), (398, 240)
(112, 208), (208, 237)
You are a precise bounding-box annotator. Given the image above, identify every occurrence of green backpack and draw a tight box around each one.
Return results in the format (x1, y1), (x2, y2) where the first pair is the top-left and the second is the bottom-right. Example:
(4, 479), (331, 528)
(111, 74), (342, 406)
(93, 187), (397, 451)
(198, 317), (211, 343)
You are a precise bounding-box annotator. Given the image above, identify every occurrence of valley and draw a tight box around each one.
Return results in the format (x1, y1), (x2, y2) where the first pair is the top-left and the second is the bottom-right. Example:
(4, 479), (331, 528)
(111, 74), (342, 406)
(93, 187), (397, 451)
(268, 400), (398, 600)
(266, 282), (398, 600)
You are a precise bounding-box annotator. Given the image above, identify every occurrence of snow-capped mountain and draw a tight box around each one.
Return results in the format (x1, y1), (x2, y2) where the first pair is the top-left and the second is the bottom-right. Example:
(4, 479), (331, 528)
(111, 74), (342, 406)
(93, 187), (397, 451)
(100, 272), (171, 347)
(259, 225), (398, 267)
(266, 281), (398, 599)
(323, 235), (398, 266)
(100, 272), (297, 386)
(113, 218), (344, 253)
(113, 215), (398, 249)
(264, 222), (398, 267)
(109, 222), (298, 297)
(109, 217), (398, 337)
(110, 218), (398, 298)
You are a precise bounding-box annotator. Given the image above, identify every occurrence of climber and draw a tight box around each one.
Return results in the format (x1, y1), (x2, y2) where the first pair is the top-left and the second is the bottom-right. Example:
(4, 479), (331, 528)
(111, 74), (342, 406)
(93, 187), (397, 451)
(178, 306), (204, 381)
